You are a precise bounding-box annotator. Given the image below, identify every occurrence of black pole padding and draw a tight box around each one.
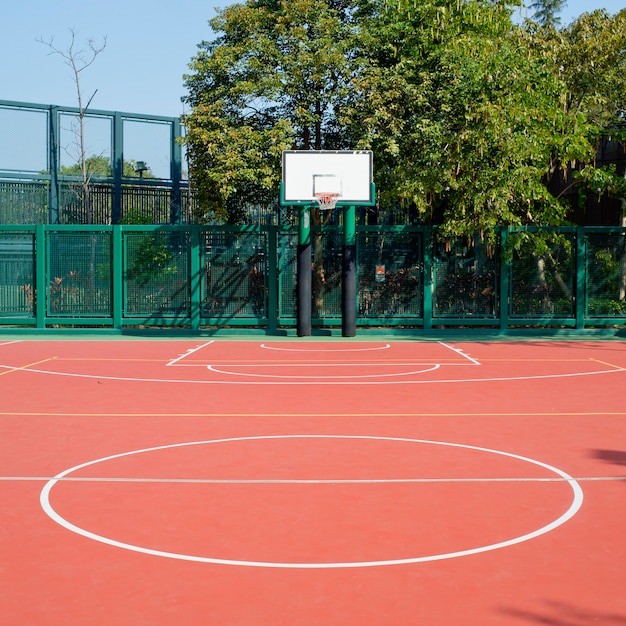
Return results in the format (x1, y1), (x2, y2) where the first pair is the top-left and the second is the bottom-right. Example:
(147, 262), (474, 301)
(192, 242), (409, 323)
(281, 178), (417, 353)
(296, 243), (312, 337)
(342, 244), (357, 337)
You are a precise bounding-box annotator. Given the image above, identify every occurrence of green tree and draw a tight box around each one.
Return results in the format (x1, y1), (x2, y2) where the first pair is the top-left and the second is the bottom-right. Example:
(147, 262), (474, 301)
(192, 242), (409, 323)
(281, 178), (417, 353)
(183, 0), (366, 313)
(528, 0), (566, 28)
(182, 0), (361, 223)
(559, 10), (626, 129)
(183, 0), (625, 241)
(555, 10), (626, 221)
(558, 9), (626, 297)
(350, 0), (593, 237)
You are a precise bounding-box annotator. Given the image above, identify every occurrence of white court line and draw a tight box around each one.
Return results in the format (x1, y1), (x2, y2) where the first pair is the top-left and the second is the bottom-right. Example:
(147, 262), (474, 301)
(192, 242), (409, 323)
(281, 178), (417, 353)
(166, 340), (215, 366)
(438, 341), (481, 365)
(4, 474), (624, 484)
(260, 343), (392, 352)
(39, 434), (584, 568)
(0, 340), (22, 346)
(207, 363), (440, 379)
(0, 362), (624, 384)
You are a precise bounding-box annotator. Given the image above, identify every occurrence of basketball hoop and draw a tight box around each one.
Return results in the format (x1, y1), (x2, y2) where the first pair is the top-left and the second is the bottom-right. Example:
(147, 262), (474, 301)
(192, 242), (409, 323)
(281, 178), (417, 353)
(281, 150), (374, 208)
(314, 192), (340, 211)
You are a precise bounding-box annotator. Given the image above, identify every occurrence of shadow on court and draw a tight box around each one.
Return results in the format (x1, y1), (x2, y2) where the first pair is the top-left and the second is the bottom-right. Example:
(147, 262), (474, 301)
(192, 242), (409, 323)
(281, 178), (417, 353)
(499, 600), (626, 625)
(592, 449), (626, 467)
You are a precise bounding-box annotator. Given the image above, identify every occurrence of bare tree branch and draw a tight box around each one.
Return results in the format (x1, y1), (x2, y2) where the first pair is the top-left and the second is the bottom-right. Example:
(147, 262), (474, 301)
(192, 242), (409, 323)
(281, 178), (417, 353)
(37, 28), (107, 223)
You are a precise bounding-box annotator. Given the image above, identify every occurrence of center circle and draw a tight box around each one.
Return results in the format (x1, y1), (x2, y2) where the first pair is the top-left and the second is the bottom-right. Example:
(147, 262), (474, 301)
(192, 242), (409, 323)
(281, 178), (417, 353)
(40, 435), (583, 568)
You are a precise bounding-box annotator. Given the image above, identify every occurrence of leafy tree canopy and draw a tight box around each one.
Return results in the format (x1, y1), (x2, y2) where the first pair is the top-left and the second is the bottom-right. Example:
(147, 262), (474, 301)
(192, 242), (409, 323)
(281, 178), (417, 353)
(182, 0), (626, 233)
(351, 0), (595, 236)
(528, 0), (566, 28)
(559, 9), (626, 129)
(182, 0), (362, 222)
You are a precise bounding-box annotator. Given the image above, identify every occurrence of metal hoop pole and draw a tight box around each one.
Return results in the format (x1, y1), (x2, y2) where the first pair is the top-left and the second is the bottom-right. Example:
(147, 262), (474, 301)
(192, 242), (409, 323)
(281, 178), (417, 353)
(342, 204), (357, 337)
(297, 205), (312, 336)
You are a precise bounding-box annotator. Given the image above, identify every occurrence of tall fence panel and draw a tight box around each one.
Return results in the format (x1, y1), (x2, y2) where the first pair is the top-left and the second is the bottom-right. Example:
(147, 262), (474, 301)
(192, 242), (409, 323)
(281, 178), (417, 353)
(1, 224), (625, 332)
(585, 229), (626, 317)
(0, 230), (35, 318)
(122, 185), (177, 225)
(47, 229), (113, 318)
(357, 228), (423, 322)
(277, 231), (298, 322)
(433, 234), (498, 321)
(311, 229), (343, 321)
(59, 183), (114, 225)
(509, 229), (576, 322)
(0, 100), (189, 226)
(201, 230), (268, 322)
(124, 229), (190, 319)
(0, 181), (49, 224)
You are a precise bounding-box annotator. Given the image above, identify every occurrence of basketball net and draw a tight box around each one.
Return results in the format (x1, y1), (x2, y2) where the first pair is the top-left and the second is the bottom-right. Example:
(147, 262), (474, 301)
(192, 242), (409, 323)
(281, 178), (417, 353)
(314, 192), (340, 211)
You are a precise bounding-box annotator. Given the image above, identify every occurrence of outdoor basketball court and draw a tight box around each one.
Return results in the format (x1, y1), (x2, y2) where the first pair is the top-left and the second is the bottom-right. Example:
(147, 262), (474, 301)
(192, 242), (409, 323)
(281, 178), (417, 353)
(1, 336), (625, 624)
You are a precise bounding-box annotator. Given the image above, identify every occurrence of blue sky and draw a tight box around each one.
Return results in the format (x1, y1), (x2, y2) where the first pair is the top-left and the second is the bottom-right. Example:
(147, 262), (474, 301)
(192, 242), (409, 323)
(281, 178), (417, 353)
(0, 0), (623, 119)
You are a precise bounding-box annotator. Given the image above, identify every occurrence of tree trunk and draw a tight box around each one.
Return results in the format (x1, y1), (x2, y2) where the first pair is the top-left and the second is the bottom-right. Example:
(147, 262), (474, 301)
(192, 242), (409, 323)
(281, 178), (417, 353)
(311, 207), (325, 315)
(314, 98), (322, 151)
(617, 167), (626, 302)
(617, 214), (626, 302)
(544, 250), (572, 300)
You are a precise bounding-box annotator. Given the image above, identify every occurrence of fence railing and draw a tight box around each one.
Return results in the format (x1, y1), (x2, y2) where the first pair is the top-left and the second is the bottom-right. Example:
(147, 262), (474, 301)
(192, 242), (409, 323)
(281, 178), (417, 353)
(1, 224), (625, 331)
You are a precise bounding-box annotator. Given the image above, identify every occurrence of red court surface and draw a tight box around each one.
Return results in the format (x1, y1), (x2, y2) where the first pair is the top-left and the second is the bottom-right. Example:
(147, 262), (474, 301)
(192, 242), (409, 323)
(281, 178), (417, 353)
(1, 337), (625, 625)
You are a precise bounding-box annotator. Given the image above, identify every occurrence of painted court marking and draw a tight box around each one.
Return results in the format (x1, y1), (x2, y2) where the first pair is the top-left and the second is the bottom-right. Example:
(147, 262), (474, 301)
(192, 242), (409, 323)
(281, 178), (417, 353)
(206, 341), (478, 380)
(166, 340), (216, 366)
(438, 341), (481, 365)
(40, 435), (584, 569)
(0, 340), (624, 385)
(259, 343), (392, 352)
(206, 363), (441, 379)
(1, 361), (624, 385)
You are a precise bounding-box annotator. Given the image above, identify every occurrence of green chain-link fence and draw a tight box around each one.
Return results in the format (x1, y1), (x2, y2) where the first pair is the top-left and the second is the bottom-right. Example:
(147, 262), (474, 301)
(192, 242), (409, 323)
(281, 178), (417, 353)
(1, 224), (625, 331)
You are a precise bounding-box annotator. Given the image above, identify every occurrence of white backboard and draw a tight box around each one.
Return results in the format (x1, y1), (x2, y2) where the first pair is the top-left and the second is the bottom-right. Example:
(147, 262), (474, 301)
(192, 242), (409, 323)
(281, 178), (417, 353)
(281, 150), (374, 206)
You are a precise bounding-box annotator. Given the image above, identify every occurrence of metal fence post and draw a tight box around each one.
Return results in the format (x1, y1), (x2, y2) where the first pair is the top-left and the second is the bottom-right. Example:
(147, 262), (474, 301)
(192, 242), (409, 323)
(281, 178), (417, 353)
(267, 224), (278, 333)
(112, 112), (123, 224)
(190, 226), (201, 330)
(423, 226), (433, 330)
(35, 224), (47, 328)
(48, 107), (60, 224)
(113, 225), (123, 329)
(170, 119), (182, 225)
(576, 226), (586, 329)
(499, 226), (510, 329)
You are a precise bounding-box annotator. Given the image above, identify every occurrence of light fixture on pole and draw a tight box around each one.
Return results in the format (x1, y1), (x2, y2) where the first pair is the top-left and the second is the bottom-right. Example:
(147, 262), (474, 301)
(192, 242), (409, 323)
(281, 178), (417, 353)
(135, 160), (148, 179)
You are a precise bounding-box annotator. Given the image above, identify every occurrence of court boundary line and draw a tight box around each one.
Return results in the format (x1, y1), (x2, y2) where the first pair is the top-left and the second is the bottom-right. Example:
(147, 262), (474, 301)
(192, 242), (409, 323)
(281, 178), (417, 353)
(3, 339), (624, 385)
(166, 340), (477, 379)
(438, 341), (481, 365)
(2, 410), (626, 417)
(3, 475), (624, 484)
(1, 362), (624, 384)
(166, 340), (215, 367)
